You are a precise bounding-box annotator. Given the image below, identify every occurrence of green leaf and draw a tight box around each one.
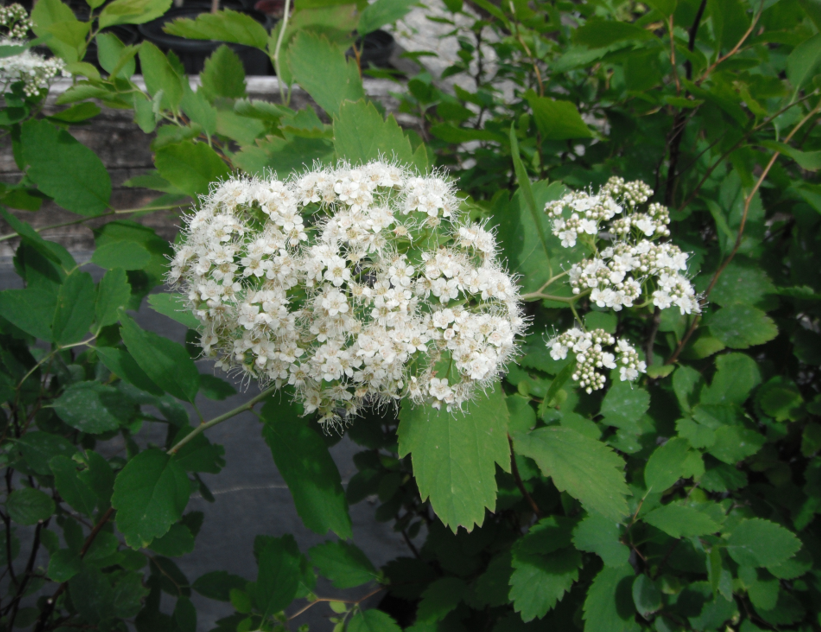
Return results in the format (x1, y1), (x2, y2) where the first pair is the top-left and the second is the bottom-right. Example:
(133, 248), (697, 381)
(50, 456), (97, 516)
(147, 293), (200, 329)
(787, 33), (821, 95)
(170, 426), (226, 474)
(333, 99), (415, 166)
(20, 119), (111, 216)
(514, 427), (629, 522)
(198, 374), (236, 401)
(757, 377), (804, 422)
(643, 503), (721, 538)
(708, 304), (778, 349)
(192, 571), (247, 601)
(309, 541), (377, 589)
(643, 0), (677, 15)
(710, 258), (776, 308)
(260, 399), (352, 538)
(699, 354), (759, 408)
(53, 382), (134, 433)
(200, 45), (246, 100)
(572, 513), (630, 567)
(148, 523), (195, 556)
(0, 287), (56, 341)
(119, 313), (200, 403)
(708, 426), (765, 464)
(163, 9), (268, 49)
(52, 271), (95, 345)
(631, 575), (661, 619)
(95, 268), (131, 330)
(600, 382), (650, 431)
(16, 432), (77, 476)
(7, 488), (55, 525)
(68, 566), (115, 623)
(358, 0), (417, 35)
(98, 0), (172, 28)
(48, 549), (82, 582)
(180, 84), (217, 136)
(416, 577), (467, 623)
(510, 546), (582, 621)
(91, 241), (151, 271)
(139, 41), (183, 112)
(155, 141), (230, 199)
(96, 32), (136, 78)
(525, 90), (593, 140)
(111, 448), (190, 548)
(725, 519), (801, 567)
(289, 32), (364, 115)
(644, 437), (691, 493)
(250, 535), (301, 617)
(397, 383), (510, 531)
(95, 345), (163, 396)
(79, 451), (115, 508)
(583, 565), (639, 632)
(348, 610), (402, 632)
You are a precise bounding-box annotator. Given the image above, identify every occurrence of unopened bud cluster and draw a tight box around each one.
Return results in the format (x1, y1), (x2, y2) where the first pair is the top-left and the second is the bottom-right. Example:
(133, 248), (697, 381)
(0, 6), (67, 97)
(546, 177), (700, 315)
(170, 160), (525, 424)
(548, 328), (646, 393)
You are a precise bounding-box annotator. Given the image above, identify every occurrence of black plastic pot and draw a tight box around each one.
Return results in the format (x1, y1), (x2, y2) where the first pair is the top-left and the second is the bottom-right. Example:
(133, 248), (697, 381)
(138, 6), (271, 76)
(351, 30), (396, 69)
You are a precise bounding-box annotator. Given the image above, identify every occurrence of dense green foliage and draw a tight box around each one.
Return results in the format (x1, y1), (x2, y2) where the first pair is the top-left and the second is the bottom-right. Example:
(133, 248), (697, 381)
(0, 0), (820, 630)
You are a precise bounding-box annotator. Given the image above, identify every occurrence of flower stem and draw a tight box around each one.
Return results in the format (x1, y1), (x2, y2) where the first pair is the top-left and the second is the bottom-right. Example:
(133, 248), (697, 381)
(166, 385), (278, 454)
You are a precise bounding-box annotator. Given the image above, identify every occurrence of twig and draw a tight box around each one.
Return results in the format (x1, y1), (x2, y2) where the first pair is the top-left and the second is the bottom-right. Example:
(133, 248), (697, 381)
(166, 386), (277, 454)
(287, 587), (385, 622)
(272, 0), (292, 105)
(695, 0), (765, 87)
(508, 435), (541, 518)
(666, 101), (821, 364)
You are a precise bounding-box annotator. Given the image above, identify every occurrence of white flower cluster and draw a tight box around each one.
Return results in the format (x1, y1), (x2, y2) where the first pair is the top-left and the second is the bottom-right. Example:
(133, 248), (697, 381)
(0, 4), (32, 39)
(549, 328), (646, 393)
(546, 176), (700, 316)
(169, 160), (525, 424)
(0, 38), (68, 97)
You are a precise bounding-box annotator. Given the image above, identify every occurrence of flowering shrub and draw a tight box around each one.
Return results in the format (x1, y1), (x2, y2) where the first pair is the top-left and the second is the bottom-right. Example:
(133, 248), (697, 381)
(0, 0), (820, 630)
(171, 161), (524, 422)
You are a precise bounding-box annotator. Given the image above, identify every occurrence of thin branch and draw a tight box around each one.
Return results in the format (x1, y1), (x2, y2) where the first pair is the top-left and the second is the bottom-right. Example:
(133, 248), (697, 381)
(508, 435), (541, 518)
(695, 0), (765, 87)
(166, 386), (277, 454)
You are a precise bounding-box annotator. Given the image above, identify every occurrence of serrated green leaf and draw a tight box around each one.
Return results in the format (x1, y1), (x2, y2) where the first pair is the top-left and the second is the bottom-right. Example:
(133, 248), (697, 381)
(119, 313), (200, 403)
(756, 377), (804, 422)
(7, 487), (55, 525)
(148, 523), (195, 557)
(600, 382), (650, 431)
(192, 571), (247, 601)
(98, 0), (172, 28)
(171, 426), (226, 474)
(95, 268), (131, 330)
(573, 513), (630, 567)
(200, 45), (246, 101)
(260, 398), (352, 538)
(91, 241), (151, 271)
(514, 426), (629, 522)
(20, 119), (111, 216)
(163, 8), (268, 49)
(155, 140), (230, 199)
(358, 0), (417, 35)
(95, 345), (164, 396)
(0, 287), (56, 341)
(53, 382), (134, 433)
(787, 33), (821, 95)
(644, 437), (691, 493)
(309, 540), (377, 589)
(726, 519), (801, 567)
(111, 448), (190, 548)
(52, 271), (95, 345)
(289, 32), (364, 115)
(16, 432), (77, 476)
(348, 610), (402, 632)
(708, 304), (778, 349)
(398, 383), (510, 531)
(525, 90), (593, 140)
(416, 577), (468, 623)
(708, 426), (765, 464)
(643, 503), (721, 537)
(250, 535), (301, 617)
(701, 353), (761, 406)
(147, 293), (200, 329)
(50, 455), (97, 516)
(333, 99), (415, 166)
(510, 546), (582, 621)
(139, 41), (184, 112)
(48, 549), (82, 582)
(632, 575), (661, 619)
(583, 565), (639, 632)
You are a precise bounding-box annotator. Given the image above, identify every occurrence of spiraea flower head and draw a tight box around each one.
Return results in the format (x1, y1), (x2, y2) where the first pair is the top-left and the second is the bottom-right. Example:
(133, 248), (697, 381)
(170, 160), (526, 425)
